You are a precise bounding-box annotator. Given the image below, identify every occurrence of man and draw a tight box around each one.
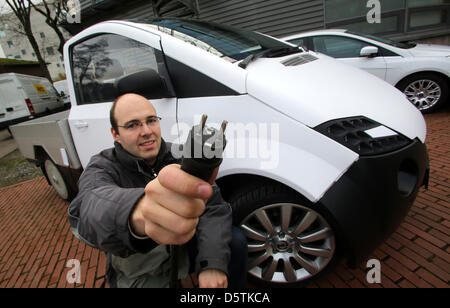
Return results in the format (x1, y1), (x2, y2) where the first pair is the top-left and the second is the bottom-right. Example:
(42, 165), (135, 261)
(68, 93), (247, 288)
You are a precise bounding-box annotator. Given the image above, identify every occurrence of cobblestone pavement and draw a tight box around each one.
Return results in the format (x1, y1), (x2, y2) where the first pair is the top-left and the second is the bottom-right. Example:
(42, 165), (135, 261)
(0, 110), (448, 288)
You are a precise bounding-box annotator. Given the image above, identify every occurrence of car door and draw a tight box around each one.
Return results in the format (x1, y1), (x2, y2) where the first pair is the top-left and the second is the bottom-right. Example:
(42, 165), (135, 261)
(68, 32), (178, 168)
(311, 35), (388, 80)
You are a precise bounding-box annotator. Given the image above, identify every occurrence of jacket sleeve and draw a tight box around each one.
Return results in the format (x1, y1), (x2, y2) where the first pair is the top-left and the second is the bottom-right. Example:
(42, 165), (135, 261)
(68, 157), (157, 257)
(194, 183), (233, 275)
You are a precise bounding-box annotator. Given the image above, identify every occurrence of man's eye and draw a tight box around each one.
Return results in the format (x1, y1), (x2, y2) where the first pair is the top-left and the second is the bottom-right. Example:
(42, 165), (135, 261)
(147, 118), (157, 124)
(126, 122), (139, 129)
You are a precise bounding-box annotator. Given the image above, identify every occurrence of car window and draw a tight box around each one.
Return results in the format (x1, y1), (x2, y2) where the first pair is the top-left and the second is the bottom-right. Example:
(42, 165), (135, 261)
(71, 34), (160, 105)
(288, 38), (306, 47)
(312, 36), (371, 58)
(140, 18), (293, 62)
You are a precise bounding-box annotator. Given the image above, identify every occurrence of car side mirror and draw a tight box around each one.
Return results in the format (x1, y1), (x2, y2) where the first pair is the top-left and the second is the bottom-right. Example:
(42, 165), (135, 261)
(115, 69), (173, 99)
(360, 46), (379, 57)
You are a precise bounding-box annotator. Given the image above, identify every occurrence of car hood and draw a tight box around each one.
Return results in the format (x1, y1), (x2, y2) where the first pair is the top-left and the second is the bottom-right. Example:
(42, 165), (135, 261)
(407, 44), (450, 57)
(245, 52), (426, 143)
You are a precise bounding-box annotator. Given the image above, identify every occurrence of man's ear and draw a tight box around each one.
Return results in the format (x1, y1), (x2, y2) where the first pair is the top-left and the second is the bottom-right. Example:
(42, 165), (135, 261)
(111, 127), (121, 143)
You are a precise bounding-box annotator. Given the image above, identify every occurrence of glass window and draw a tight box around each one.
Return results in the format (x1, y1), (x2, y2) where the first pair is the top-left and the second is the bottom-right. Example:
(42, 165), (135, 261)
(7, 41), (13, 48)
(40, 32), (45, 38)
(409, 9), (448, 28)
(346, 31), (415, 49)
(312, 36), (371, 58)
(287, 38), (306, 47)
(142, 19), (292, 61)
(21, 49), (26, 55)
(325, 0), (404, 22)
(71, 34), (159, 105)
(46, 47), (54, 55)
(408, 0), (450, 8)
(343, 16), (400, 34)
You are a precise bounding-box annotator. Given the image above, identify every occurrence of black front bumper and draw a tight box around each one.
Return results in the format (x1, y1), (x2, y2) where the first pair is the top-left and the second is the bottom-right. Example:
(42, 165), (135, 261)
(319, 138), (429, 267)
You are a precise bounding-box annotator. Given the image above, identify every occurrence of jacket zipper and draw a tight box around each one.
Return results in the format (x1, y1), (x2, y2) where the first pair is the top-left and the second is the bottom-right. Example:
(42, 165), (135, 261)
(151, 168), (158, 178)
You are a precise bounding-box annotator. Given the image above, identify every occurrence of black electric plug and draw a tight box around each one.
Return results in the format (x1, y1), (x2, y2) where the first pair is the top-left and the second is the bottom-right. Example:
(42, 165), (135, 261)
(170, 115), (228, 288)
(181, 114), (228, 183)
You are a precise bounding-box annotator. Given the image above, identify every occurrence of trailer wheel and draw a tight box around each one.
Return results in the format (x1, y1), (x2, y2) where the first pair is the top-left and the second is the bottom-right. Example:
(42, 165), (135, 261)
(230, 183), (340, 287)
(43, 158), (73, 200)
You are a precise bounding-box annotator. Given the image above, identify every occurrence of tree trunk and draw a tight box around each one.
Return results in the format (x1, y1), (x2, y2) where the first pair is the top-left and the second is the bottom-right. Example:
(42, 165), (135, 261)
(24, 23), (53, 83)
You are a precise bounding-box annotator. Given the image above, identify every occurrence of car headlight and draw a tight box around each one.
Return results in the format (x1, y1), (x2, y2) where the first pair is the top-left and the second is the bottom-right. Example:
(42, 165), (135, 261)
(314, 116), (411, 156)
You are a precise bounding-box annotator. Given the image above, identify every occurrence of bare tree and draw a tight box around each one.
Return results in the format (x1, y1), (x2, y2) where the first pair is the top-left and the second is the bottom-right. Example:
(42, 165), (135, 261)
(30, 0), (68, 56)
(3, 0), (53, 82)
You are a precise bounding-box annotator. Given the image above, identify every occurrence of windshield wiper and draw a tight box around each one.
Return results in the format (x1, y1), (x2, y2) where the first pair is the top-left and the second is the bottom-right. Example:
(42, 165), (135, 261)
(238, 46), (302, 69)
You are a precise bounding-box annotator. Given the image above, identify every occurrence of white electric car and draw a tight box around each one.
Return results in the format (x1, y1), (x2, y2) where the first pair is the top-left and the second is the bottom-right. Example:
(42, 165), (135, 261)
(12, 19), (429, 286)
(282, 29), (450, 113)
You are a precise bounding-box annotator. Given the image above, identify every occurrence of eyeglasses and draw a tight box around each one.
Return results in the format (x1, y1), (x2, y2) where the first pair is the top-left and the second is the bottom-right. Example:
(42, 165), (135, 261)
(118, 116), (161, 131)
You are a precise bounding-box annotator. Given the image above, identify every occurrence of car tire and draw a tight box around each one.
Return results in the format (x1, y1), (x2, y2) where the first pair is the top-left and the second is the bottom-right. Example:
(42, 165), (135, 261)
(396, 73), (449, 113)
(230, 182), (341, 287)
(42, 157), (74, 201)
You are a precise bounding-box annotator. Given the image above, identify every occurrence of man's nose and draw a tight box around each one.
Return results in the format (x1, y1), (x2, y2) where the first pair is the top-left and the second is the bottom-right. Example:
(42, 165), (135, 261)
(139, 122), (153, 135)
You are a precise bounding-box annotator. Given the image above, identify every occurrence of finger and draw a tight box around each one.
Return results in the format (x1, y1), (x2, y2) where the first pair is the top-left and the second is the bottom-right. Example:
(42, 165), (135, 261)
(158, 164), (213, 199)
(142, 199), (199, 235)
(148, 182), (206, 218)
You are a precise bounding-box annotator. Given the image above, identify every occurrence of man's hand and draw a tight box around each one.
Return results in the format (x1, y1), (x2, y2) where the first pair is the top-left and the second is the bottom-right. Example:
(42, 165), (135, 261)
(130, 164), (213, 245)
(199, 269), (228, 288)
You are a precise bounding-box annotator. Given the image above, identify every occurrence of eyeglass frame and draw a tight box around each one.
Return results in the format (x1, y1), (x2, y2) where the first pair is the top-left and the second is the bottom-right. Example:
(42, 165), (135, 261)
(117, 116), (162, 130)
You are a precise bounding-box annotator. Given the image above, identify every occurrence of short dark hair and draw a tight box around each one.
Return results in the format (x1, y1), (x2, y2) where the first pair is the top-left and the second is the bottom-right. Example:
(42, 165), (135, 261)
(110, 94), (126, 133)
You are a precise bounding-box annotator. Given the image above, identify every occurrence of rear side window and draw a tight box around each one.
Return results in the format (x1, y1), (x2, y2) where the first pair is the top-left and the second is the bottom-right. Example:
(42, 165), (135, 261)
(71, 34), (160, 105)
(312, 36), (371, 58)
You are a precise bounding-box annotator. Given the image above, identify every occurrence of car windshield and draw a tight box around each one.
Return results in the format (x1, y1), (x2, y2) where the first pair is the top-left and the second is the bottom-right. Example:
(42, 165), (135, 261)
(346, 30), (416, 49)
(137, 18), (293, 62)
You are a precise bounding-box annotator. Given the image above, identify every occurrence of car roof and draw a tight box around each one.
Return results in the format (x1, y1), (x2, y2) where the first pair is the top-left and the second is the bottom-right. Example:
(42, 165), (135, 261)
(282, 29), (348, 39)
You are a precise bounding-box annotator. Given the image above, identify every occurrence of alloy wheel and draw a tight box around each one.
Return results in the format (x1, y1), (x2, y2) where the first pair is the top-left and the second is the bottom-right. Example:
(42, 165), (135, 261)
(404, 79), (441, 111)
(240, 203), (336, 284)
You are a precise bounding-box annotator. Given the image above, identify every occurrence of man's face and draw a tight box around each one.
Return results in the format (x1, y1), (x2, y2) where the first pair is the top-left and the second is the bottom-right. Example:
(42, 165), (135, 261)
(111, 94), (162, 165)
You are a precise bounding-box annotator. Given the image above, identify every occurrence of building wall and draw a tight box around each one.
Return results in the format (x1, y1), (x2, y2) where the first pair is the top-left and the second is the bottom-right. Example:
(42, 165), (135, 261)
(78, 0), (325, 38)
(78, 0), (449, 43)
(0, 8), (70, 81)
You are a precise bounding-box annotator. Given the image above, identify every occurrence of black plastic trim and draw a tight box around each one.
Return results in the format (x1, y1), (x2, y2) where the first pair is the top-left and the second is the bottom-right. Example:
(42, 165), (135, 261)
(164, 56), (239, 98)
(318, 139), (428, 267)
(314, 116), (412, 156)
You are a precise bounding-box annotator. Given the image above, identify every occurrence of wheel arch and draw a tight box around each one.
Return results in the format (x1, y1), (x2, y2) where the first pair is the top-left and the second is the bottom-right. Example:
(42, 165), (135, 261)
(395, 70), (450, 90)
(216, 173), (350, 261)
(34, 145), (51, 185)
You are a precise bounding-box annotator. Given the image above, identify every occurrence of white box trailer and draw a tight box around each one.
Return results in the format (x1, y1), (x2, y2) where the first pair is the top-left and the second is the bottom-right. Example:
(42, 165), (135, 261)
(0, 73), (64, 130)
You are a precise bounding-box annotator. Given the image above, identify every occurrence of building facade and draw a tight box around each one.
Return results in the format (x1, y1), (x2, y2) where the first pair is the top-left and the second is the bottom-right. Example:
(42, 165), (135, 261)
(0, 7), (71, 80)
(70, 0), (449, 44)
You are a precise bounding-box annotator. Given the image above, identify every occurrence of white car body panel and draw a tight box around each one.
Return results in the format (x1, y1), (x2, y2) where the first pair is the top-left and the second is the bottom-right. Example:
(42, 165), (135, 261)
(282, 30), (450, 87)
(63, 22), (427, 202)
(245, 53), (426, 143)
(177, 95), (358, 202)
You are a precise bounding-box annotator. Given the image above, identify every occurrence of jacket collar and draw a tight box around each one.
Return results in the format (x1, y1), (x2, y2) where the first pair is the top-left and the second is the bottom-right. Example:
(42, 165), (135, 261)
(114, 139), (174, 176)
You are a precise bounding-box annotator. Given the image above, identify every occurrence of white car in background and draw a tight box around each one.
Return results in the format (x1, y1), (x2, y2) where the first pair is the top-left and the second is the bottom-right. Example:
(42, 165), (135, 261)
(282, 29), (450, 113)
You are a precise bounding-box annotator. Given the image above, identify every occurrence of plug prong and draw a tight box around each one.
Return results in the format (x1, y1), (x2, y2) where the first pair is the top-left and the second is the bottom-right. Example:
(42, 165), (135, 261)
(200, 114), (208, 129)
(220, 120), (228, 134)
